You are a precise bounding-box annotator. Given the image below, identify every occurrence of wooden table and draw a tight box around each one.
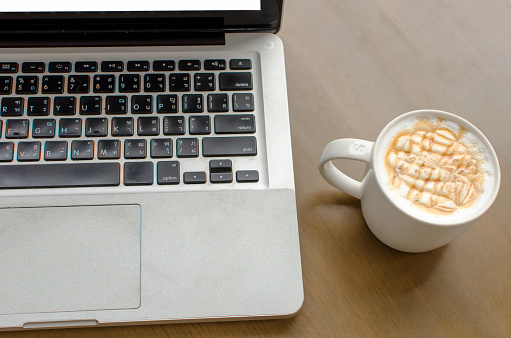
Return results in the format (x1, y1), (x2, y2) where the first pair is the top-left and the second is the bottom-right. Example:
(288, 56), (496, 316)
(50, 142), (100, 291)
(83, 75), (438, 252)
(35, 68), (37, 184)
(3, 0), (510, 336)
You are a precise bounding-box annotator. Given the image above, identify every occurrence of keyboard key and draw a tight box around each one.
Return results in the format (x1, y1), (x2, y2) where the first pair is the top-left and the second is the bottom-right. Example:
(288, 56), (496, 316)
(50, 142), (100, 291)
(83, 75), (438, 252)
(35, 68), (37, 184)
(124, 162), (153, 186)
(27, 97), (50, 116)
(232, 93), (254, 112)
(204, 59), (226, 70)
(210, 172), (233, 183)
(157, 94), (178, 114)
(71, 140), (94, 160)
(127, 61), (150, 72)
(236, 170), (259, 183)
(183, 171), (206, 184)
(137, 116), (159, 136)
(0, 162), (120, 189)
(101, 61), (124, 72)
(79, 96), (102, 115)
(157, 161), (179, 184)
(75, 61), (98, 73)
(98, 139), (121, 159)
(179, 60), (201, 71)
(49, 62), (72, 73)
(54, 96), (76, 115)
(59, 118), (82, 137)
(202, 136), (256, 157)
(214, 114), (255, 134)
(0, 63), (18, 74)
(21, 62), (45, 73)
(1, 97), (24, 116)
(194, 73), (215, 91)
(163, 116), (185, 135)
(17, 141), (41, 161)
(44, 141), (68, 161)
(132, 95), (153, 114)
(0, 142), (14, 162)
(209, 159), (232, 172)
(32, 119), (56, 138)
(68, 75), (90, 93)
(16, 76), (38, 94)
(124, 139), (147, 159)
(85, 118), (108, 137)
(176, 138), (199, 158)
(189, 115), (211, 135)
(119, 74), (141, 93)
(144, 74), (166, 92)
(93, 74), (115, 93)
(207, 93), (229, 112)
(105, 95), (128, 114)
(182, 94), (203, 113)
(230, 59), (252, 70)
(0, 76), (13, 95)
(219, 72), (253, 91)
(5, 119), (29, 138)
(151, 138), (173, 158)
(112, 117), (134, 136)
(153, 60), (175, 71)
(42, 75), (64, 94)
(169, 73), (190, 92)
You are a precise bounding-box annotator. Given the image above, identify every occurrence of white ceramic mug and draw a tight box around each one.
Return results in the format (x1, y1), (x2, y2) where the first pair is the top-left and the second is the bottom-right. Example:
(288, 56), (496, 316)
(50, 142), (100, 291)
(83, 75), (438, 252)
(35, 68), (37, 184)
(319, 110), (501, 252)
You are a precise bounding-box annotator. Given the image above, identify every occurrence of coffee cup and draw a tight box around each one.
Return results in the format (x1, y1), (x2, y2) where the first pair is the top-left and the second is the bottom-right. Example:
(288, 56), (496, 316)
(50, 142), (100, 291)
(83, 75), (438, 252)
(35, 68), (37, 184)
(319, 110), (501, 252)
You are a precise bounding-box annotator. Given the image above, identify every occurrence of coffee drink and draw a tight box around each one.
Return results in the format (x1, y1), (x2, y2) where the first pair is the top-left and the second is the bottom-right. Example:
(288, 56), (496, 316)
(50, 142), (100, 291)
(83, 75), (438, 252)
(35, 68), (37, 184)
(384, 117), (487, 215)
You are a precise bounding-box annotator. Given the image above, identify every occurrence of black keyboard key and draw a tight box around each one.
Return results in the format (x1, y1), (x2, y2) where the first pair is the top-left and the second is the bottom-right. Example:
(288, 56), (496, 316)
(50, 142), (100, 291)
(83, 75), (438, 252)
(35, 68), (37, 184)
(16, 76), (38, 94)
(0, 142), (14, 162)
(230, 59), (252, 70)
(5, 119), (29, 138)
(207, 93), (229, 112)
(27, 97), (50, 116)
(44, 141), (68, 161)
(144, 74), (165, 92)
(182, 94), (203, 113)
(124, 162), (153, 186)
(138, 116), (159, 136)
(153, 60), (175, 71)
(59, 118), (82, 137)
(209, 159), (232, 172)
(1, 97), (24, 116)
(49, 62), (72, 73)
(85, 118), (108, 137)
(194, 73), (215, 91)
(169, 73), (190, 92)
(202, 136), (257, 157)
(219, 72), (253, 91)
(233, 93), (254, 112)
(163, 116), (185, 135)
(183, 171), (206, 184)
(98, 139), (121, 159)
(119, 74), (141, 93)
(71, 140), (94, 160)
(79, 96), (102, 115)
(112, 117), (134, 136)
(157, 161), (179, 184)
(101, 61), (123, 72)
(0, 162), (120, 189)
(127, 61), (150, 72)
(54, 96), (76, 116)
(17, 141), (41, 162)
(68, 75), (90, 93)
(93, 74), (115, 93)
(42, 75), (65, 94)
(179, 60), (201, 71)
(189, 115), (210, 135)
(105, 95), (128, 114)
(22, 62), (45, 73)
(32, 119), (56, 138)
(215, 114), (255, 134)
(176, 138), (199, 158)
(210, 172), (233, 184)
(151, 138), (173, 158)
(0, 76), (13, 95)
(157, 94), (178, 114)
(236, 170), (259, 183)
(204, 59), (226, 70)
(75, 61), (98, 73)
(131, 95), (152, 114)
(0, 63), (18, 74)
(124, 139), (147, 159)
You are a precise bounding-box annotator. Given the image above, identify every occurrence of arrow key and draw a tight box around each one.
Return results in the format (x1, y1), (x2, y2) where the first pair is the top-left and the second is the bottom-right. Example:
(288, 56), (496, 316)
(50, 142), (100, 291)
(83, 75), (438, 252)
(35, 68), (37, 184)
(236, 170), (259, 183)
(210, 172), (233, 184)
(184, 171), (206, 184)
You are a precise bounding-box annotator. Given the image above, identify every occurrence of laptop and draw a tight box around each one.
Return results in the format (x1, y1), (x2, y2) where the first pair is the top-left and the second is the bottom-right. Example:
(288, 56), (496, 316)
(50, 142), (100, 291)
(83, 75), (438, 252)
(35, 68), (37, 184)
(0, 0), (303, 330)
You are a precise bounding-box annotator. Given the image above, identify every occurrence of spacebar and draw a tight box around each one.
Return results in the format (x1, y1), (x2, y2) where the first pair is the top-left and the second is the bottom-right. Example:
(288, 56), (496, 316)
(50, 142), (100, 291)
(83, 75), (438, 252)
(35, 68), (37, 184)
(0, 163), (120, 189)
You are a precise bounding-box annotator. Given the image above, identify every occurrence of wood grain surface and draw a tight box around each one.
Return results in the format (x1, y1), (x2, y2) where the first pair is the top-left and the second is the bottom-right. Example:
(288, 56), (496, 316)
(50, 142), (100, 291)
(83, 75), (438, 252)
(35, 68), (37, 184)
(2, 0), (510, 337)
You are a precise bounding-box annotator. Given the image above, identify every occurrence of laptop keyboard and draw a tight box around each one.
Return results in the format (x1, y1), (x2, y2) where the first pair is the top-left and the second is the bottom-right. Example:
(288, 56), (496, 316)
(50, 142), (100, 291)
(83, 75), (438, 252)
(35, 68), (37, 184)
(0, 54), (265, 190)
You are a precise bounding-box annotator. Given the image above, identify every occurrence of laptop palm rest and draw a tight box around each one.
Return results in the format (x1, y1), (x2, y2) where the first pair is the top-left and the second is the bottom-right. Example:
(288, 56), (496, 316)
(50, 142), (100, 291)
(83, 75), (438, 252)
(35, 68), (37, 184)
(0, 204), (141, 315)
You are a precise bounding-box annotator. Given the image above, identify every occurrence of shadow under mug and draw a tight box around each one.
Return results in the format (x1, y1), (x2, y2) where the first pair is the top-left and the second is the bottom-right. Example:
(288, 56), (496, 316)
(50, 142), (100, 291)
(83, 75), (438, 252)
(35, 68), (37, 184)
(319, 110), (501, 253)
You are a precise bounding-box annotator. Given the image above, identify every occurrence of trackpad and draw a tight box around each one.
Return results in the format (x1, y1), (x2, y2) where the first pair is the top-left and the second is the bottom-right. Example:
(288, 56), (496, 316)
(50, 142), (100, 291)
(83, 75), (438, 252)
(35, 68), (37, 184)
(0, 204), (141, 314)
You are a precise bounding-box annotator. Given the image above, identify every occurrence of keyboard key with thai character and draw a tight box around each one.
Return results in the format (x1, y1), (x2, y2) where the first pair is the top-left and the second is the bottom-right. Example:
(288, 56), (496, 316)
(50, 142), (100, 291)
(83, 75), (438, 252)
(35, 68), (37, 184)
(182, 94), (203, 113)
(32, 119), (56, 138)
(144, 74), (166, 92)
(5, 119), (29, 138)
(138, 116), (159, 136)
(124, 139), (147, 159)
(176, 138), (198, 158)
(93, 74), (115, 93)
(98, 139), (121, 159)
(27, 97), (50, 116)
(0, 142), (14, 162)
(119, 74), (141, 93)
(17, 141), (41, 161)
(42, 75), (64, 94)
(1, 97), (24, 116)
(105, 95), (128, 114)
(124, 162), (153, 186)
(207, 93), (229, 112)
(157, 94), (178, 114)
(194, 73), (215, 91)
(54, 96), (76, 115)
(59, 118), (82, 137)
(151, 138), (173, 158)
(189, 115), (210, 135)
(112, 117), (134, 136)
(169, 73), (190, 92)
(79, 96), (101, 115)
(131, 95), (152, 114)
(85, 118), (108, 137)
(0, 76), (12, 95)
(44, 141), (68, 161)
(163, 116), (185, 135)
(232, 93), (254, 112)
(71, 140), (94, 160)
(16, 76), (38, 94)
(68, 75), (90, 93)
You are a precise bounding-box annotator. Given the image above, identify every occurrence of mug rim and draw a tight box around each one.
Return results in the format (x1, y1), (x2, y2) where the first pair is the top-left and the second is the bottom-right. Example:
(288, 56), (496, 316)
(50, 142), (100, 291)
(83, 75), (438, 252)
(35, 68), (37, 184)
(372, 109), (501, 227)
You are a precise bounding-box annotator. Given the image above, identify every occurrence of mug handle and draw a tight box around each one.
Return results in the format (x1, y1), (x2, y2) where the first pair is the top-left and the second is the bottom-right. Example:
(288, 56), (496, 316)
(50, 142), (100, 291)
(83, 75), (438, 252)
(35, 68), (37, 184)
(319, 139), (374, 199)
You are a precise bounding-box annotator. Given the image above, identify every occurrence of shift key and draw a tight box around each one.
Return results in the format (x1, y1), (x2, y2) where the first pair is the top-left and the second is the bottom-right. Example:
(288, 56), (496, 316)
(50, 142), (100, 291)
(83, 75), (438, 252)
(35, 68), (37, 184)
(202, 136), (256, 157)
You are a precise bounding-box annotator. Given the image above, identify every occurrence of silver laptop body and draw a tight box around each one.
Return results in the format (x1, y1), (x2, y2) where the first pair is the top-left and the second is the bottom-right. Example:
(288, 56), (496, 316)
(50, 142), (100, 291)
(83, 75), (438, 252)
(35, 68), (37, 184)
(0, 1), (303, 331)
